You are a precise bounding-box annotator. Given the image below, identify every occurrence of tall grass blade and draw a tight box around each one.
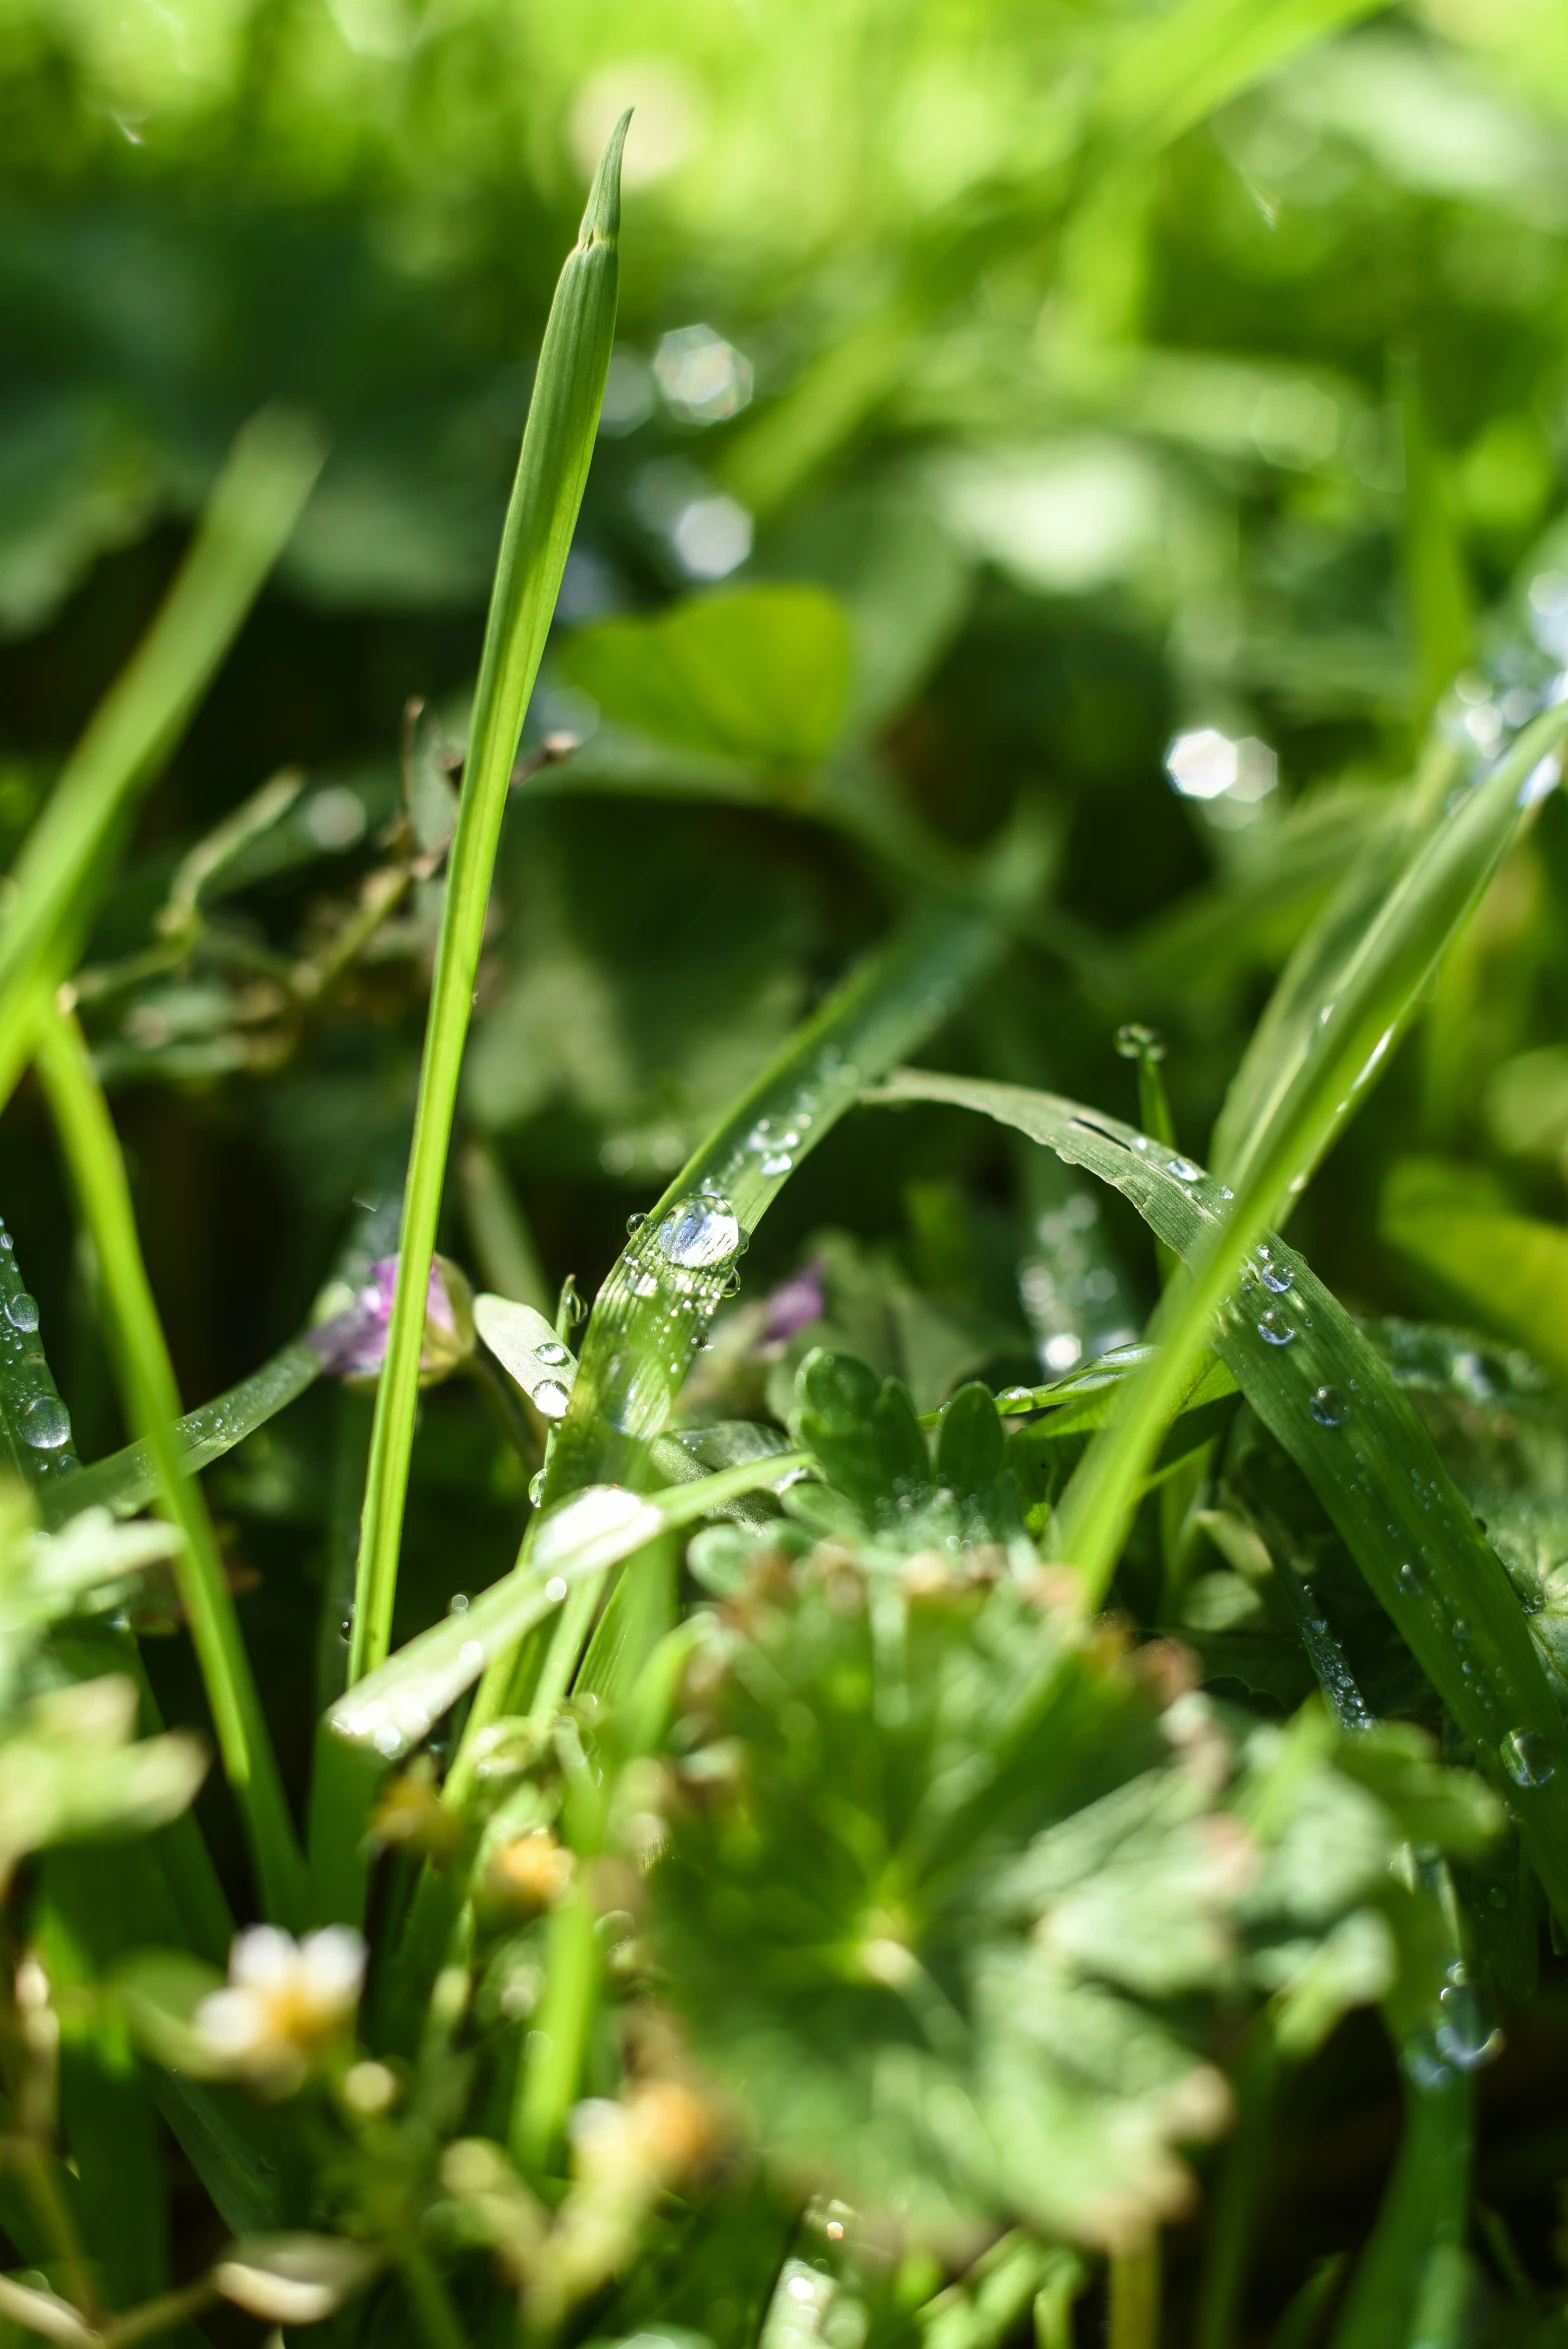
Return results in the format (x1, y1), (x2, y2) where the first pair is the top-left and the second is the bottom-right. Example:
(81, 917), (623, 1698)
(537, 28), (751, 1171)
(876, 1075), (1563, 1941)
(33, 1001), (305, 1927)
(870, 1070), (1568, 1926)
(349, 116), (628, 1687)
(0, 410), (323, 1112)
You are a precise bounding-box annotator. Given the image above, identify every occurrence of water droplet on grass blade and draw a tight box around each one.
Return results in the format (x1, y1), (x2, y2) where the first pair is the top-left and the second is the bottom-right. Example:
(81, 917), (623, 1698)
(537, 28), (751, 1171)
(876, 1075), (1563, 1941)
(1257, 1252), (1293, 1294)
(528, 1472), (545, 1505)
(657, 1192), (741, 1269)
(533, 1378), (571, 1420)
(1168, 1156), (1201, 1182)
(6, 1293), (39, 1331)
(1256, 1308), (1294, 1346)
(760, 1153), (794, 1178)
(1435, 1976), (1502, 2070)
(1501, 1728), (1556, 1788)
(545, 1576), (568, 1603)
(1310, 1386), (1347, 1427)
(20, 1396), (69, 1450)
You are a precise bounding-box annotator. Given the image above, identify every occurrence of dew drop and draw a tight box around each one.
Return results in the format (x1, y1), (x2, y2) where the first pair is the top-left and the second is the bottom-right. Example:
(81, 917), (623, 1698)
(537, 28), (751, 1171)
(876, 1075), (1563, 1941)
(1310, 1385), (1347, 1428)
(1434, 1977), (1503, 2071)
(6, 1293), (39, 1332)
(996, 1386), (1036, 1412)
(1168, 1156), (1201, 1183)
(657, 1192), (741, 1269)
(760, 1153), (794, 1178)
(1256, 1308), (1294, 1347)
(20, 1395), (69, 1450)
(1500, 1727), (1556, 1789)
(528, 1471), (545, 1506)
(535, 1340), (570, 1366)
(545, 1575), (568, 1603)
(447, 1592), (470, 1615)
(1258, 1256), (1294, 1296)
(338, 1616), (354, 1644)
(458, 1639), (485, 1672)
(626, 1212), (647, 1237)
(533, 1377), (571, 1421)
(0, 1233), (10, 1249)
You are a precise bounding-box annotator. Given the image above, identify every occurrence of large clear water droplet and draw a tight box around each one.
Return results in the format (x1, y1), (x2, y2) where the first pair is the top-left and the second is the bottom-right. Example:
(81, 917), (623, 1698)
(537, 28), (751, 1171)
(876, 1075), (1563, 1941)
(1434, 1976), (1502, 2071)
(1257, 1252), (1294, 1295)
(1168, 1156), (1201, 1183)
(536, 1339), (570, 1366)
(657, 1192), (741, 1270)
(6, 1293), (39, 1332)
(20, 1395), (69, 1450)
(1310, 1385), (1347, 1428)
(1398, 1559), (1426, 1597)
(1256, 1308), (1294, 1346)
(760, 1152), (794, 1178)
(528, 1471), (545, 1506)
(1500, 1727), (1556, 1788)
(533, 1378), (571, 1421)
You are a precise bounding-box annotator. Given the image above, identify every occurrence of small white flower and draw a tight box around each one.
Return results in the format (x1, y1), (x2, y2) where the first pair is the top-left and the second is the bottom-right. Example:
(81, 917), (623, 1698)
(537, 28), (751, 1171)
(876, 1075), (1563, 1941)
(196, 1926), (365, 2090)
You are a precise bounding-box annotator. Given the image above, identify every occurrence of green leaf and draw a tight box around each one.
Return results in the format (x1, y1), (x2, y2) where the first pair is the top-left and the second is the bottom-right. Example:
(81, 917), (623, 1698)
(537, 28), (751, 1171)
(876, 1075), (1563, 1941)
(1379, 1157), (1568, 1381)
(559, 586), (854, 770)
(869, 1070), (1568, 1927)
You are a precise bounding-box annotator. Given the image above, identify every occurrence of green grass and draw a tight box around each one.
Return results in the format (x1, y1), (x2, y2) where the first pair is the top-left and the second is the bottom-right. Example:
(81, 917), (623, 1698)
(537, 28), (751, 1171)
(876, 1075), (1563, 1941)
(8, 5), (1568, 2345)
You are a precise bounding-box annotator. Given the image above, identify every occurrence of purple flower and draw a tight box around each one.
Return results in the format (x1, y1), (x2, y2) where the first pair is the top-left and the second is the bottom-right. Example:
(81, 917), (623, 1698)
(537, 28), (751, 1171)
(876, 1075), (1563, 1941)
(757, 1255), (827, 1357)
(308, 1254), (473, 1384)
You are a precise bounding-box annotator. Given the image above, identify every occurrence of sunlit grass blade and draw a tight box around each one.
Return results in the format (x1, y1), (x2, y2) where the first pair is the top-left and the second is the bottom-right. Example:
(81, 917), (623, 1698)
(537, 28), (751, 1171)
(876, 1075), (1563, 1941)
(461, 901), (998, 1748)
(869, 1070), (1568, 1925)
(33, 1000), (305, 1927)
(331, 1454), (806, 1771)
(1212, 701), (1566, 1194)
(0, 409), (323, 1114)
(349, 115), (629, 1688)
(1014, 702), (1567, 1589)
(40, 1341), (320, 1529)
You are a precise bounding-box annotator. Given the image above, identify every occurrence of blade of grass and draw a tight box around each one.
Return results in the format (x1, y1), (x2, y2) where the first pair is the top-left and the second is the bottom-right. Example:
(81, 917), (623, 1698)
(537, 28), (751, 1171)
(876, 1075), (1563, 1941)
(868, 1070), (1568, 1925)
(332, 1452), (806, 1774)
(461, 900), (999, 1752)
(40, 1341), (320, 1529)
(960, 699), (1568, 1594)
(0, 410), (323, 1115)
(33, 1000), (305, 1927)
(348, 115), (629, 1689)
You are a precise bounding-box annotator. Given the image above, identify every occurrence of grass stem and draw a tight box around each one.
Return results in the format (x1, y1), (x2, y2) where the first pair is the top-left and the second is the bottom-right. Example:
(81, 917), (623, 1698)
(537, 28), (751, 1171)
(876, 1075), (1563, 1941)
(33, 1000), (305, 1926)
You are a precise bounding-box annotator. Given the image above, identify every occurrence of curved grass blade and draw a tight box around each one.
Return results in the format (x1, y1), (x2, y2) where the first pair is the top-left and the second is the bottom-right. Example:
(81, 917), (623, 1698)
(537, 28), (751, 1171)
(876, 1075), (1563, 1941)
(465, 902), (998, 1744)
(33, 1001), (305, 1926)
(0, 410), (324, 1114)
(869, 1069), (1568, 1926)
(332, 1453), (806, 1771)
(926, 703), (1568, 1595)
(39, 1342), (319, 1530)
(350, 117), (629, 1688)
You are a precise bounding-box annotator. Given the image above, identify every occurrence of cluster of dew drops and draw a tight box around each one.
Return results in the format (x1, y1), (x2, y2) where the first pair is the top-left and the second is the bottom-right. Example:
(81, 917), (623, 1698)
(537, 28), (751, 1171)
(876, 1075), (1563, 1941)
(0, 1222), (74, 1469)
